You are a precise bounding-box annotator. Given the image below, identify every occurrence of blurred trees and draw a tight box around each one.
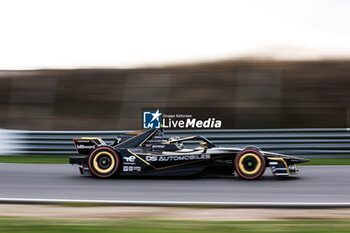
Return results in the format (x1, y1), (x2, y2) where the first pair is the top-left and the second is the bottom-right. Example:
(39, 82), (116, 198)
(0, 60), (349, 130)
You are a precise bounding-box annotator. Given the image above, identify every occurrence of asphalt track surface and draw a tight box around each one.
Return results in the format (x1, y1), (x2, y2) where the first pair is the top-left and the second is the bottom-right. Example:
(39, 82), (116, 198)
(0, 164), (349, 203)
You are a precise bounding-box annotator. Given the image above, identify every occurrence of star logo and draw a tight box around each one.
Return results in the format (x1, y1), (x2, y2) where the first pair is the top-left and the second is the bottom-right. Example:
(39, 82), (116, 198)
(143, 109), (162, 129)
(150, 109), (161, 122)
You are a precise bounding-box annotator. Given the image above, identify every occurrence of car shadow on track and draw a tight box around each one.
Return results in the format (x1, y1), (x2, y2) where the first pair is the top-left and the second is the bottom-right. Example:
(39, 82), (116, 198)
(74, 173), (301, 182)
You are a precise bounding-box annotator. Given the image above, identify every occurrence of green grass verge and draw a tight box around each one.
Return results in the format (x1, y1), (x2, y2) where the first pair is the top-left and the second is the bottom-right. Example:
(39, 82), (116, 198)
(0, 156), (68, 164)
(1, 218), (350, 233)
(1, 156), (350, 166)
(301, 158), (350, 166)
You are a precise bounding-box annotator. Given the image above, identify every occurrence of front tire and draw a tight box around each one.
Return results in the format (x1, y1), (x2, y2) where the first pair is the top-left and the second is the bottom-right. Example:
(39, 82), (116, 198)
(88, 147), (120, 178)
(234, 149), (265, 180)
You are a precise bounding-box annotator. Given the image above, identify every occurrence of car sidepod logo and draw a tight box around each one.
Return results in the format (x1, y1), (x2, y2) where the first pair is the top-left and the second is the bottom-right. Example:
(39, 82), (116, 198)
(124, 156), (136, 163)
(143, 109), (161, 129)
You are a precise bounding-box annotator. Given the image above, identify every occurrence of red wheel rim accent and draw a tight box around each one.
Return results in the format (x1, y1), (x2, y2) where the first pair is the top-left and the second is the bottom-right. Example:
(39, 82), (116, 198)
(235, 149), (265, 180)
(88, 147), (119, 178)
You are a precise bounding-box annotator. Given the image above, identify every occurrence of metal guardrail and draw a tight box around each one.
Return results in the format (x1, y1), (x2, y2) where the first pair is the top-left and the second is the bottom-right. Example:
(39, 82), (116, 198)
(1, 128), (350, 157)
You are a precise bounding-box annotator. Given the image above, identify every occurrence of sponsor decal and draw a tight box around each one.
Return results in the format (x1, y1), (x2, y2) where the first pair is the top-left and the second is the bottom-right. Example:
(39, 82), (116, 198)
(152, 144), (165, 149)
(123, 156), (136, 165)
(142, 108), (222, 129)
(145, 154), (210, 162)
(115, 137), (122, 144)
(162, 118), (221, 128)
(143, 109), (161, 129)
(76, 144), (95, 149)
(215, 159), (233, 164)
(123, 166), (141, 172)
(124, 156), (136, 163)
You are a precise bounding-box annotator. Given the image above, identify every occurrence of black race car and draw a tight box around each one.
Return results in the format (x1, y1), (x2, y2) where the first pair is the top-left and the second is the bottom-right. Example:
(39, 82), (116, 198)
(70, 129), (309, 179)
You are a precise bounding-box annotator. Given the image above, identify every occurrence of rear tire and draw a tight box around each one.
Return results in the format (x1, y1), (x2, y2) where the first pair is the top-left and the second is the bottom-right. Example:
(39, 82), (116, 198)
(234, 149), (265, 180)
(88, 146), (120, 178)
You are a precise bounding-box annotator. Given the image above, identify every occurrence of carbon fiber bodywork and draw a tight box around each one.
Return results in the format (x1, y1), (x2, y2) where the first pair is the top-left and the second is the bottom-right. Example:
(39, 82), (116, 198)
(70, 129), (309, 178)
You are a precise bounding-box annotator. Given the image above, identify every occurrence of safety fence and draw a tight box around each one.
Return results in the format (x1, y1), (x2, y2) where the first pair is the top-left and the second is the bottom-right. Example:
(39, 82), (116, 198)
(1, 128), (350, 157)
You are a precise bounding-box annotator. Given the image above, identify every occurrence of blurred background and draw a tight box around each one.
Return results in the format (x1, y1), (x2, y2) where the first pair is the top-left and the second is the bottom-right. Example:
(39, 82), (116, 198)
(0, 60), (350, 130)
(1, 0), (350, 131)
(1, 0), (350, 157)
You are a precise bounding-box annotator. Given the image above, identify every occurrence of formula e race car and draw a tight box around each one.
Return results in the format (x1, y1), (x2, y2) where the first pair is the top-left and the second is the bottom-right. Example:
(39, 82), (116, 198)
(70, 129), (309, 179)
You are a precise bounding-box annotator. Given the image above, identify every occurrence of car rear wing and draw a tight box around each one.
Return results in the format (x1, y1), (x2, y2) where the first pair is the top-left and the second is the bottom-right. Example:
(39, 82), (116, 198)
(73, 137), (106, 155)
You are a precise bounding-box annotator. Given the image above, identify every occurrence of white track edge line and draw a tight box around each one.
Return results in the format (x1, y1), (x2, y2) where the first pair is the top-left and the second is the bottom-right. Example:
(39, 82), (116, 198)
(1, 198), (350, 207)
